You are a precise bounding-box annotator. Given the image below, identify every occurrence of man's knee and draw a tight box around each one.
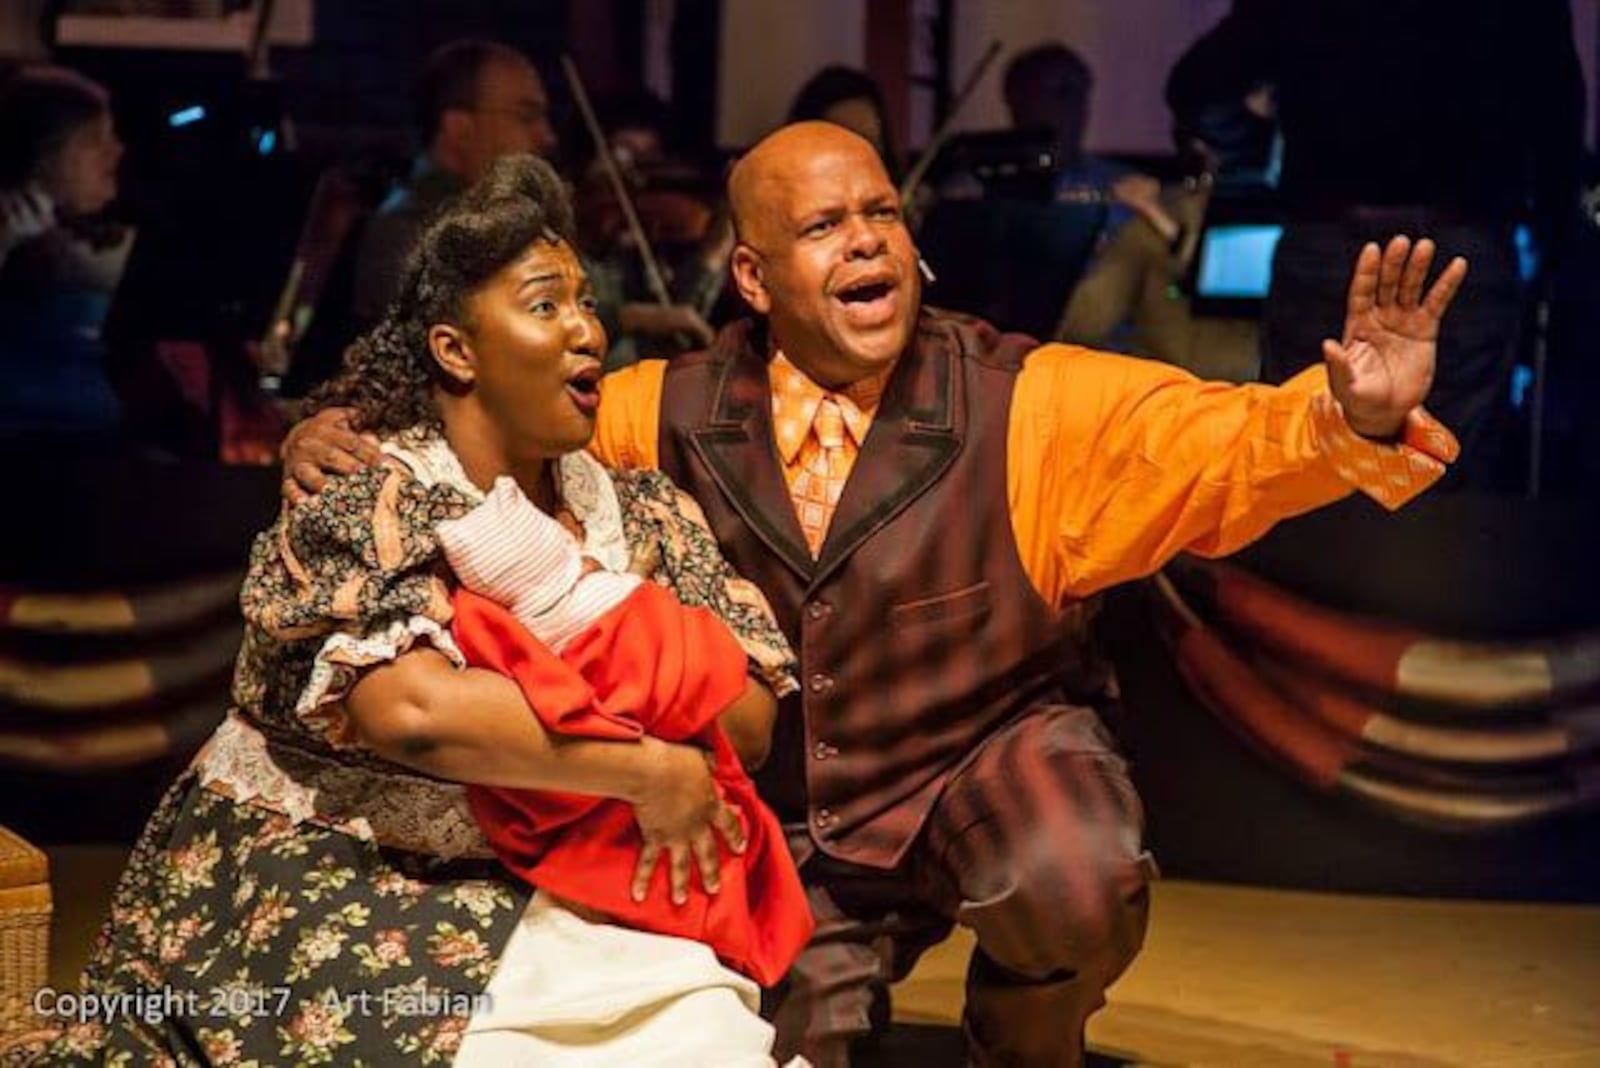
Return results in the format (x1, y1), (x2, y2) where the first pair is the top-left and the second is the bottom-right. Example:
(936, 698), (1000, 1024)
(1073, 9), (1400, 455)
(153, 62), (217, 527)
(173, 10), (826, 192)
(926, 706), (1155, 980)
(964, 842), (1155, 983)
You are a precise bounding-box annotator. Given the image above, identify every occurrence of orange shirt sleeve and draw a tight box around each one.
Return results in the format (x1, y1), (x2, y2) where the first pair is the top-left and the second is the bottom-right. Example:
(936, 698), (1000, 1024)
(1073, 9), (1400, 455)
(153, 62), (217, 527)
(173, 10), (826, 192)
(590, 359), (667, 471)
(1006, 344), (1458, 607)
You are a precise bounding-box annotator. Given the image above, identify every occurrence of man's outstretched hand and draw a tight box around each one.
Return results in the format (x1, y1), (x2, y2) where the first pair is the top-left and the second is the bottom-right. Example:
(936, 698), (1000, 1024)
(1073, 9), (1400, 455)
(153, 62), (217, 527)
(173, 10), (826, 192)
(1327, 235), (1468, 440)
(280, 407), (382, 505)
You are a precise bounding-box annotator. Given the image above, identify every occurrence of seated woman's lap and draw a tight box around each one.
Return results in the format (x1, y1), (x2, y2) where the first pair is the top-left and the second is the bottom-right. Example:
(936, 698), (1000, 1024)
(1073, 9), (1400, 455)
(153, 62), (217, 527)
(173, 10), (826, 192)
(73, 774), (526, 1064)
(457, 892), (779, 1066)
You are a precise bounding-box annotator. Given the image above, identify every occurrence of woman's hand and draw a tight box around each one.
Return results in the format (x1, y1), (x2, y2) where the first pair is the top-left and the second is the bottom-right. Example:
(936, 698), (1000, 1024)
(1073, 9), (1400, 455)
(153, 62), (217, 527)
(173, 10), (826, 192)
(629, 737), (746, 906)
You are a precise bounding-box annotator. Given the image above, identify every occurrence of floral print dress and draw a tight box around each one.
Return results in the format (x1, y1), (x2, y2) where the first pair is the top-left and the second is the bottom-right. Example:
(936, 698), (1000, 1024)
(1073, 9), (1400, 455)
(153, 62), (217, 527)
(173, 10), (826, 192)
(24, 434), (796, 1067)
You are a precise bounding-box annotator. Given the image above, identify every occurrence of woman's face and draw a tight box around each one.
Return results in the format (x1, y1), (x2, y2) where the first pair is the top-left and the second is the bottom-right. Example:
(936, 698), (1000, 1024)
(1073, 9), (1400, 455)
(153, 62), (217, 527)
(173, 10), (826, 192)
(44, 111), (122, 215)
(455, 239), (608, 460)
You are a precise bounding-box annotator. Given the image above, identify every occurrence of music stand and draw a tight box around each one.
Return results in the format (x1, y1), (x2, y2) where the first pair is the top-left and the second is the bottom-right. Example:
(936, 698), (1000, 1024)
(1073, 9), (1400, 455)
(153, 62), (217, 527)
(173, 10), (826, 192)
(933, 128), (1060, 202)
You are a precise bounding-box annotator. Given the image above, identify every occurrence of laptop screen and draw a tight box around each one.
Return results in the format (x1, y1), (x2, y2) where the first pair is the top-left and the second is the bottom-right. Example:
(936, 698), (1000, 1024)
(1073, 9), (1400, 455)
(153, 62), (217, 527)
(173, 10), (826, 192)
(1194, 223), (1284, 300)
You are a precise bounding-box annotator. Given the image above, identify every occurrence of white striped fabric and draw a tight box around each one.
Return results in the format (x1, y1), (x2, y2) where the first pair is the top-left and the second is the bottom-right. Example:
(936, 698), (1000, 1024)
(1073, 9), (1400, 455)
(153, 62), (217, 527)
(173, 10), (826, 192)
(437, 477), (641, 654)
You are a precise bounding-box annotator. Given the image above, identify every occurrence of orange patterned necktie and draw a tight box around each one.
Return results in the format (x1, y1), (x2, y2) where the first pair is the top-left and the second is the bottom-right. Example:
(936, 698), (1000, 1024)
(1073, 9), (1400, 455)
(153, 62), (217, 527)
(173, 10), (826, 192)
(792, 396), (850, 556)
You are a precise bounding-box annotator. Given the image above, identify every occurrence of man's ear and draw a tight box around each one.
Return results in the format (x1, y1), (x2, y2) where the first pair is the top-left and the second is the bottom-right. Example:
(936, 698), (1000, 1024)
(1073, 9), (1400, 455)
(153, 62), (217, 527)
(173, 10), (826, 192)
(428, 324), (476, 386)
(729, 244), (771, 314)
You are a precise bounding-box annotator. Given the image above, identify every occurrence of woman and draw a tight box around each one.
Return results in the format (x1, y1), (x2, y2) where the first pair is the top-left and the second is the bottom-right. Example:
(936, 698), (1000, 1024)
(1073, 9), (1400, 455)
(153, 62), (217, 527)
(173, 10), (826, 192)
(33, 155), (801, 1066)
(0, 64), (128, 437)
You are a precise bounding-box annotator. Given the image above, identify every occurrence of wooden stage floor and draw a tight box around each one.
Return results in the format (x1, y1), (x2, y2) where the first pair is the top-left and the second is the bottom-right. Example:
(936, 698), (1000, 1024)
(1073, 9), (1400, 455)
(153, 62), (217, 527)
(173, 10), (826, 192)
(40, 850), (1600, 1066)
(891, 880), (1600, 1067)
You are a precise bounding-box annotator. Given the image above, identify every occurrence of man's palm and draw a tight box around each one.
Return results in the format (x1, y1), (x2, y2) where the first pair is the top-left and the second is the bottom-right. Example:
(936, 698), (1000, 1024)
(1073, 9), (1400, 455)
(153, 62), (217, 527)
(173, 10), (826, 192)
(1326, 236), (1468, 438)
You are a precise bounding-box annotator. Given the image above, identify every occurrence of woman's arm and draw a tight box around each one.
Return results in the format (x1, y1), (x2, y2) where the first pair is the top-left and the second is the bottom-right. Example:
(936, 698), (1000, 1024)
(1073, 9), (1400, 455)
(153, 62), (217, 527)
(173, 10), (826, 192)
(349, 646), (649, 794)
(347, 647), (744, 904)
(717, 678), (777, 770)
(435, 478), (775, 772)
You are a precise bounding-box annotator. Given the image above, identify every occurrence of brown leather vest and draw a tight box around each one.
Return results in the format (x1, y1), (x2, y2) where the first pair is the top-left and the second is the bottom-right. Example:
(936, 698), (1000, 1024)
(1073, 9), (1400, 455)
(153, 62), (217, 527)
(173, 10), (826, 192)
(658, 309), (1081, 869)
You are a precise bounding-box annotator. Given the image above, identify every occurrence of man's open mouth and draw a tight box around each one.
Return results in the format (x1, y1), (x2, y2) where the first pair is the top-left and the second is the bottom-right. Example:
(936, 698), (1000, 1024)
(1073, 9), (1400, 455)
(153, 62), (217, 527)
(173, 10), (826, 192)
(838, 280), (894, 304)
(834, 276), (899, 326)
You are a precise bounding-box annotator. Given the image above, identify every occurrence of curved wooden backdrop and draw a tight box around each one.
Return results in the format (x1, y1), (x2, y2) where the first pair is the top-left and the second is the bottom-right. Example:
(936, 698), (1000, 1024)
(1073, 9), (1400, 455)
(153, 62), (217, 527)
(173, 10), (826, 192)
(1102, 492), (1600, 901)
(0, 454), (279, 842)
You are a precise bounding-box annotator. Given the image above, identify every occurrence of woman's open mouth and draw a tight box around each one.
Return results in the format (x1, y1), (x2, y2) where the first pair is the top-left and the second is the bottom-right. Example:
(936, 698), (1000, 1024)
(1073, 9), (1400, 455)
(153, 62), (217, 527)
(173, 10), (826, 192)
(834, 277), (899, 328)
(565, 365), (602, 417)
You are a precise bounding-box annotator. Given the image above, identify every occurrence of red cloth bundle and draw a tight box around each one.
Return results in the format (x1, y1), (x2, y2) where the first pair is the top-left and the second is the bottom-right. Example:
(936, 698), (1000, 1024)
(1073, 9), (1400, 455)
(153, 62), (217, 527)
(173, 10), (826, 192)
(451, 583), (813, 985)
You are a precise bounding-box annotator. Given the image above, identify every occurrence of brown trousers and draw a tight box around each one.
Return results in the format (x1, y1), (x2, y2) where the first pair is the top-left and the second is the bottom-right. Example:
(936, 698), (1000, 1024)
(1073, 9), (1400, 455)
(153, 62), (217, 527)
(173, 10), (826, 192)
(769, 706), (1156, 1067)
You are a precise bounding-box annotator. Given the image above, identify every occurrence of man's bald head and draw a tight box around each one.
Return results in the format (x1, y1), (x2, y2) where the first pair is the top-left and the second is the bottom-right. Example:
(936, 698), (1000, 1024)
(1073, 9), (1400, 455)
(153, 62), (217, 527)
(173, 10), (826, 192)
(726, 120), (920, 388)
(729, 121), (891, 248)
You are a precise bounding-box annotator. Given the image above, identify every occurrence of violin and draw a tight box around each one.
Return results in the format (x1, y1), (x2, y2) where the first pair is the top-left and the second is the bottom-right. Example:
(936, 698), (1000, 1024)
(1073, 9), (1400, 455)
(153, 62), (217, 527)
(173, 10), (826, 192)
(574, 159), (721, 257)
(562, 57), (735, 337)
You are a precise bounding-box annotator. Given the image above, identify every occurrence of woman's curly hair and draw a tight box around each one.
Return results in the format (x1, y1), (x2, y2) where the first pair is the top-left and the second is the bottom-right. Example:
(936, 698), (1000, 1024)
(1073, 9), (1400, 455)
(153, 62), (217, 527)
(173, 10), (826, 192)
(311, 153), (576, 435)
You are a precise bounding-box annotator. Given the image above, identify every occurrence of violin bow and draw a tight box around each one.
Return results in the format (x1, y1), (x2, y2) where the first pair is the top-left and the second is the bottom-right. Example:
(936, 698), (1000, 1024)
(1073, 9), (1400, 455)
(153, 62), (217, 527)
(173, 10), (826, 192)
(899, 39), (1003, 211)
(246, 0), (277, 79)
(561, 55), (676, 308)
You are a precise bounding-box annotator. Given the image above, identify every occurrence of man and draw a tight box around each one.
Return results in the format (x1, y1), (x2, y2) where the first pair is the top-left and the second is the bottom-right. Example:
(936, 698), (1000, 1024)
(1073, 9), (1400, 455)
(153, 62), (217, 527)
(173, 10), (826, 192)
(1002, 42), (1139, 233)
(350, 41), (711, 350)
(288, 124), (1465, 1066)
(351, 39), (557, 325)
(1167, 0), (1584, 487)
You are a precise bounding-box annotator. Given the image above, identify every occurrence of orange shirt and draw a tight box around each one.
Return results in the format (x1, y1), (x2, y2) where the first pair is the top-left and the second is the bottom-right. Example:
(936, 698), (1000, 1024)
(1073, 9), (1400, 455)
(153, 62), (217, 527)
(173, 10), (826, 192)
(590, 344), (1456, 608)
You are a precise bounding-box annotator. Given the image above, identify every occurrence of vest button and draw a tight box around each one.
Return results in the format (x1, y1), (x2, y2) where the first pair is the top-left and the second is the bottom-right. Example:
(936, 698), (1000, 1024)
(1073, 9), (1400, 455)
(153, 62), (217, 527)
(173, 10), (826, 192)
(812, 740), (838, 761)
(807, 673), (835, 695)
(805, 601), (832, 621)
(813, 807), (836, 830)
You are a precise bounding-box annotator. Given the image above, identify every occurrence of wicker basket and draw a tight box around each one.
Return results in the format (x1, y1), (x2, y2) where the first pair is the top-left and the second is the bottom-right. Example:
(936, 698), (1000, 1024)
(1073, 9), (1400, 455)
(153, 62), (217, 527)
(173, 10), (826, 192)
(0, 827), (49, 1044)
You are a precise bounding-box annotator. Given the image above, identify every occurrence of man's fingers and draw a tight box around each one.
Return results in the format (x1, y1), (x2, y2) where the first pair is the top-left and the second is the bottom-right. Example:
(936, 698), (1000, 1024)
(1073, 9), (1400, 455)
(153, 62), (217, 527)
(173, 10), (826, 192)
(282, 478), (308, 508)
(1344, 241), (1382, 323)
(1376, 235), (1411, 307)
(632, 841), (662, 903)
(290, 460), (329, 494)
(1422, 256), (1469, 320)
(1396, 238), (1435, 308)
(319, 444), (366, 476)
(668, 843), (692, 906)
(692, 832), (721, 896)
(355, 432), (385, 465)
(1322, 338), (1356, 398)
(322, 425), (373, 461)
